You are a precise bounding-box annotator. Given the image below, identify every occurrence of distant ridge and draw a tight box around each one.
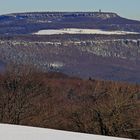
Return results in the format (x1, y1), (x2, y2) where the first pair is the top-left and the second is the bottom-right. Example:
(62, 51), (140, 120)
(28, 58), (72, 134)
(0, 11), (140, 35)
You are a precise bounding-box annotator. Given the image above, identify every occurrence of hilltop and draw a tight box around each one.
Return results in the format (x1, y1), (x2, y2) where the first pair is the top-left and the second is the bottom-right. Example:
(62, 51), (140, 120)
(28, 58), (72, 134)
(0, 12), (140, 35)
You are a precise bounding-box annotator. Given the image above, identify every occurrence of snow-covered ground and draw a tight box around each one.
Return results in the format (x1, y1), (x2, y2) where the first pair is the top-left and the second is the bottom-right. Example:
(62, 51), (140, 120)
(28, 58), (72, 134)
(34, 28), (139, 35)
(0, 124), (132, 140)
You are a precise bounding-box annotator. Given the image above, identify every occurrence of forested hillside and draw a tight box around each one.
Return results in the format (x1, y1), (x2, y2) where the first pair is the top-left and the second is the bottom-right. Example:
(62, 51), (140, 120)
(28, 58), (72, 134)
(0, 65), (139, 139)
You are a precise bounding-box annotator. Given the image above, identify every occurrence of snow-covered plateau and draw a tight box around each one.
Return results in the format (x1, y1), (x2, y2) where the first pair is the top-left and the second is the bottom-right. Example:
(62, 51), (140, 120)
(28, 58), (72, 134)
(0, 124), (132, 140)
(34, 28), (139, 35)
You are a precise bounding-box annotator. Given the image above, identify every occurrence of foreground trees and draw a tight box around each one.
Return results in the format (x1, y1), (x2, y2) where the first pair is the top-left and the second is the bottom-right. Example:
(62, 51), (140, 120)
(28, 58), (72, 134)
(0, 65), (139, 139)
(0, 65), (50, 124)
(68, 83), (139, 138)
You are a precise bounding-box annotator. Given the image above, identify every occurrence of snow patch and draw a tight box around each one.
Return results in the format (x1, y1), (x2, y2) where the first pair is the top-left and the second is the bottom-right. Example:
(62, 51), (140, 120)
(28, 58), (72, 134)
(34, 28), (139, 35)
(48, 62), (64, 69)
(0, 124), (131, 140)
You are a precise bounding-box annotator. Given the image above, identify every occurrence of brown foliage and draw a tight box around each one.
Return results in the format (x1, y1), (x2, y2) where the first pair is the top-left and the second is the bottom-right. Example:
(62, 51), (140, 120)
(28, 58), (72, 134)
(0, 66), (139, 139)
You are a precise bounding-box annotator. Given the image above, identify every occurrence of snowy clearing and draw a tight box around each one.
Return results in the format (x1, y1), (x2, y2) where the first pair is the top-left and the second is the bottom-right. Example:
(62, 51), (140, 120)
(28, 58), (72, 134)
(34, 28), (139, 35)
(0, 124), (132, 140)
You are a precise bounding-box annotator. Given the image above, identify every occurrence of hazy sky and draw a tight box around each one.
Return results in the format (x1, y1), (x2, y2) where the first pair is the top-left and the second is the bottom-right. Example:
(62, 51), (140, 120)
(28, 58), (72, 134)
(0, 0), (140, 20)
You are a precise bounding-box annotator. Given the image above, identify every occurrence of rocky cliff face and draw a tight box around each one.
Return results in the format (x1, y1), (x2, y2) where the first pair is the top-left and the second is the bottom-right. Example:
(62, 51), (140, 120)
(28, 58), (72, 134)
(0, 35), (140, 83)
(7, 12), (119, 19)
(76, 39), (140, 60)
(1, 38), (140, 63)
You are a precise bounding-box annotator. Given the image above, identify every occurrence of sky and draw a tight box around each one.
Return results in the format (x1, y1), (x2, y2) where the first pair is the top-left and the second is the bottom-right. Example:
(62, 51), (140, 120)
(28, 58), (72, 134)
(0, 0), (140, 20)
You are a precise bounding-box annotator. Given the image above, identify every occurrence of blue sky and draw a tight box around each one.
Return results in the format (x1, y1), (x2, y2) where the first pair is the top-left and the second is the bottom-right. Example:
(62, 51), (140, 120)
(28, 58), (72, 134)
(0, 0), (140, 20)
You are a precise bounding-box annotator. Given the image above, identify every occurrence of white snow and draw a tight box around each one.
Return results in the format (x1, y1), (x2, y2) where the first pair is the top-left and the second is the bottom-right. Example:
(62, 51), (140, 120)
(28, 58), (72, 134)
(0, 124), (132, 140)
(34, 28), (139, 35)
(48, 62), (64, 68)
